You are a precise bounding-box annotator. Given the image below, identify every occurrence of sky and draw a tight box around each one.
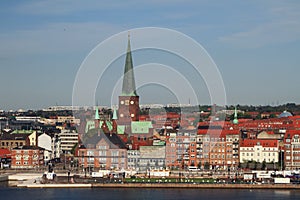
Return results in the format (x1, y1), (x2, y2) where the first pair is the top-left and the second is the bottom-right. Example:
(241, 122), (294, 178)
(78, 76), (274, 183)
(0, 0), (300, 110)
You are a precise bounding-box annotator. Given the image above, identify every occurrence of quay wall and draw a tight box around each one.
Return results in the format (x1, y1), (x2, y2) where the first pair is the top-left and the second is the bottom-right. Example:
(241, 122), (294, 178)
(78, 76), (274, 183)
(92, 183), (300, 189)
(16, 183), (300, 189)
(0, 174), (8, 182)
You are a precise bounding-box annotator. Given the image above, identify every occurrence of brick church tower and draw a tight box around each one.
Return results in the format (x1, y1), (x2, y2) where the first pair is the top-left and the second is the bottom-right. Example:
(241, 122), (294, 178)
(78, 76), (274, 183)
(118, 33), (140, 125)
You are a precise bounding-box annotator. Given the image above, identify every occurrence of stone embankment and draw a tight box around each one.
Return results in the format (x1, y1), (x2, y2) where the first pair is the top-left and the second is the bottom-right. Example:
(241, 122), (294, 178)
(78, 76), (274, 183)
(4, 173), (300, 189)
(91, 183), (300, 189)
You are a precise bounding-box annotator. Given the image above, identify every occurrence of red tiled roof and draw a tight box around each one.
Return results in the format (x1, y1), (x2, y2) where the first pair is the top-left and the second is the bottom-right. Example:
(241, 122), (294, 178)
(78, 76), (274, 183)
(0, 148), (11, 158)
(197, 129), (239, 138)
(240, 139), (278, 148)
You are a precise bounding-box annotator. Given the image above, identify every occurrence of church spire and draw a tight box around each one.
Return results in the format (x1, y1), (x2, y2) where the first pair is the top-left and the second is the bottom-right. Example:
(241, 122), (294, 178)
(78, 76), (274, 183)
(95, 106), (100, 120)
(122, 32), (137, 96)
(233, 106), (239, 125)
(112, 109), (118, 120)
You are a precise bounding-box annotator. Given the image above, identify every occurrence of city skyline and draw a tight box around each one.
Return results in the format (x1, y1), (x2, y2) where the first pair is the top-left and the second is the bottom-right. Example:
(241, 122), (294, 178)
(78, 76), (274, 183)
(0, 1), (300, 110)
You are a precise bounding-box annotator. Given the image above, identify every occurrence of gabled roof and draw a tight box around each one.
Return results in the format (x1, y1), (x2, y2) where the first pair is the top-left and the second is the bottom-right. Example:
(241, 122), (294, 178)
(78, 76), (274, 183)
(83, 128), (127, 149)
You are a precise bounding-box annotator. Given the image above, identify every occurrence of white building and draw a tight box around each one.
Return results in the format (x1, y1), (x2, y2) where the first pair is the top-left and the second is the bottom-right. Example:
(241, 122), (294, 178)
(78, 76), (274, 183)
(58, 130), (78, 154)
(239, 139), (279, 163)
(127, 150), (140, 170)
(38, 133), (52, 164)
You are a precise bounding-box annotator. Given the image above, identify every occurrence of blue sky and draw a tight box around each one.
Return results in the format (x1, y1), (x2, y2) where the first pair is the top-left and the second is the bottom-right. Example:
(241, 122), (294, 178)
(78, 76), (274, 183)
(0, 0), (300, 110)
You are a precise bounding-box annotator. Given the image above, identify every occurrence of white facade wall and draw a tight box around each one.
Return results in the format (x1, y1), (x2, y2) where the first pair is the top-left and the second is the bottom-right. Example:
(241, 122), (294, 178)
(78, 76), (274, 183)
(240, 145), (278, 163)
(38, 133), (52, 163)
(59, 130), (78, 153)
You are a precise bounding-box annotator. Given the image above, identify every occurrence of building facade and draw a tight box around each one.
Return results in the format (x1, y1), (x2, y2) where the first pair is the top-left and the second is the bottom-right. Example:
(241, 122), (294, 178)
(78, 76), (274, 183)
(11, 146), (44, 169)
(165, 130), (197, 169)
(239, 139), (279, 164)
(78, 130), (127, 171)
(197, 129), (239, 170)
(284, 130), (300, 170)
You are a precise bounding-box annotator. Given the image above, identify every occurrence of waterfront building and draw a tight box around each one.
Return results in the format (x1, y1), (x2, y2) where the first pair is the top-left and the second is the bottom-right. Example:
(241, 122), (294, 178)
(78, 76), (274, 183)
(138, 145), (165, 172)
(239, 139), (279, 164)
(11, 146), (44, 169)
(284, 130), (300, 170)
(197, 129), (239, 170)
(127, 149), (140, 170)
(165, 129), (197, 169)
(77, 128), (127, 171)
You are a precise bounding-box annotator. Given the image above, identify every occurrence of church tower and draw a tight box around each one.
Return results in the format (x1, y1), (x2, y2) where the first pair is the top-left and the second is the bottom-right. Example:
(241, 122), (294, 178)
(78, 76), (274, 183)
(118, 33), (140, 125)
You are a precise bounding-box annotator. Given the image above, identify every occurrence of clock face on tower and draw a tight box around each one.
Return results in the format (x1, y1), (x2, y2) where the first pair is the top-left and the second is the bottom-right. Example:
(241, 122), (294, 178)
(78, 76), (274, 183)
(120, 101), (124, 105)
(130, 100), (134, 104)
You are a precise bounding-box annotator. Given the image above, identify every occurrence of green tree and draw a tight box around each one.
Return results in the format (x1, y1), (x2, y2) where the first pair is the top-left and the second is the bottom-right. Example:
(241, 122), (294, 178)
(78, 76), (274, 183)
(204, 162), (210, 170)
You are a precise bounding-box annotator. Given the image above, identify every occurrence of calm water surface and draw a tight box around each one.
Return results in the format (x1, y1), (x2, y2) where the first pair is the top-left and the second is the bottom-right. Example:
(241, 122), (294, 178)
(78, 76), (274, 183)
(0, 183), (299, 200)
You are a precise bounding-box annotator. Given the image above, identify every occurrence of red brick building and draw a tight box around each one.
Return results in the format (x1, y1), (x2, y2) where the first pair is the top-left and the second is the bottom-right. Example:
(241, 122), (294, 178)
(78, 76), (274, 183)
(11, 146), (44, 169)
(165, 129), (197, 169)
(197, 129), (239, 170)
(77, 130), (127, 171)
(284, 130), (300, 170)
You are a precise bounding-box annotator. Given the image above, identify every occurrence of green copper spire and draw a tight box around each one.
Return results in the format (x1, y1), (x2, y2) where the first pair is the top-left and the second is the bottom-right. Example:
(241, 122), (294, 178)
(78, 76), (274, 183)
(95, 107), (100, 120)
(233, 106), (238, 125)
(112, 109), (118, 120)
(122, 32), (138, 96)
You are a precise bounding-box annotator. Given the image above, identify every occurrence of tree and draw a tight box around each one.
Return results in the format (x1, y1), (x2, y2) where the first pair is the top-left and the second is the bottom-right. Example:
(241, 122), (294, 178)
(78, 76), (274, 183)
(197, 161), (202, 169)
(262, 160), (266, 170)
(204, 162), (210, 170)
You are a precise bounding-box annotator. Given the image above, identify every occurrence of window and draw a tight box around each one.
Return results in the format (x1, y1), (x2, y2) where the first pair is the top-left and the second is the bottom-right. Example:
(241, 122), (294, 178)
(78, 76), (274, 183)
(99, 157), (106, 163)
(112, 151), (119, 157)
(99, 151), (106, 156)
(87, 151), (94, 156)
